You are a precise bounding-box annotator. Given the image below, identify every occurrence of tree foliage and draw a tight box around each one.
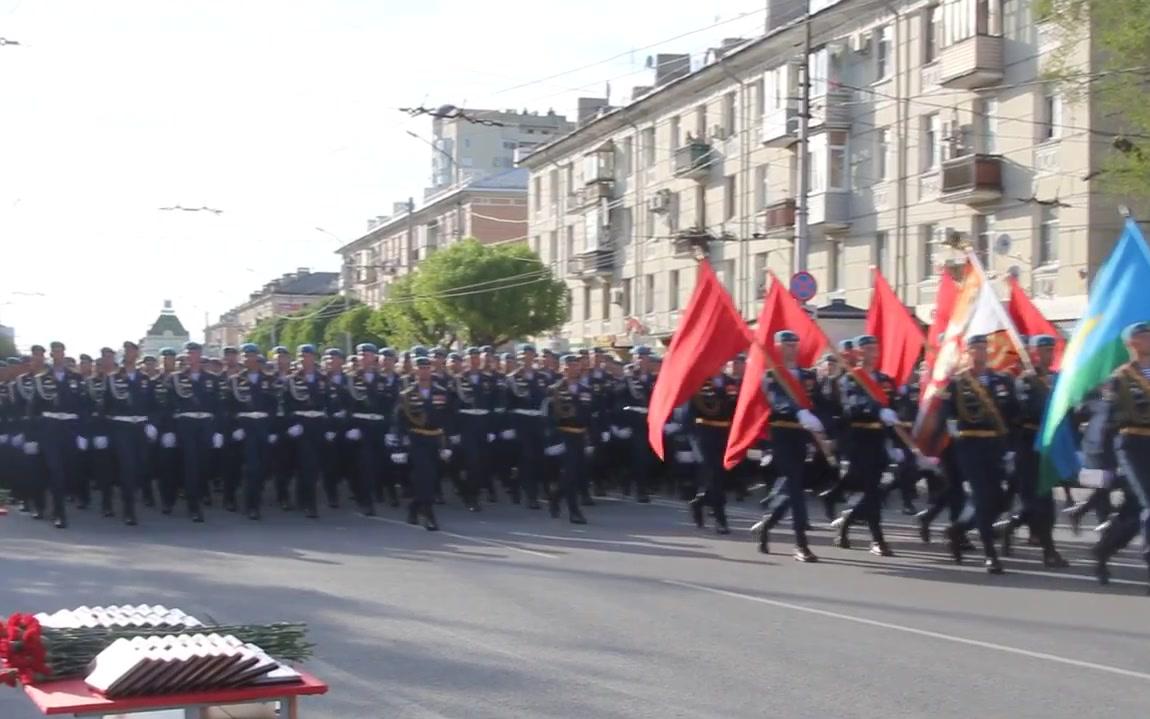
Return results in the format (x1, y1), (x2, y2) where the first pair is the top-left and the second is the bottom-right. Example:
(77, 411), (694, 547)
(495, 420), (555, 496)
(0, 333), (16, 359)
(323, 304), (385, 350)
(1037, 0), (1150, 196)
(244, 296), (356, 352)
(369, 273), (455, 348)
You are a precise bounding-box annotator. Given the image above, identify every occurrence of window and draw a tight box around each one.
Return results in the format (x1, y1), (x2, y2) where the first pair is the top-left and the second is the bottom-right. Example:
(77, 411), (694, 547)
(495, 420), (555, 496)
(669, 115), (680, 156)
(924, 5), (941, 63)
(532, 176), (541, 213)
(643, 274), (655, 315)
(876, 128), (891, 181)
(944, 0), (1002, 46)
(827, 240), (844, 291)
(874, 231), (888, 275)
(810, 131), (848, 193)
(765, 65), (788, 114)
(548, 230), (559, 266)
(921, 223), (939, 279)
(617, 206), (634, 245)
(973, 213), (994, 268)
(601, 283), (611, 320)
(875, 25), (892, 80)
(583, 285), (592, 321)
(722, 92), (737, 137)
(1038, 206), (1059, 265)
(1041, 88), (1062, 141)
(669, 191), (681, 233)
(754, 164), (769, 211)
(976, 98), (998, 153)
(922, 113), (942, 171)
(564, 164), (575, 195)
(621, 278), (632, 315)
(548, 168), (559, 205)
(725, 174), (737, 220)
(565, 225), (575, 260)
(753, 252), (769, 295)
(669, 270), (680, 311)
(721, 259), (736, 296)
(694, 184), (707, 229)
(694, 104), (707, 139)
(753, 77), (766, 119)
(642, 127), (656, 168)
(619, 136), (633, 177)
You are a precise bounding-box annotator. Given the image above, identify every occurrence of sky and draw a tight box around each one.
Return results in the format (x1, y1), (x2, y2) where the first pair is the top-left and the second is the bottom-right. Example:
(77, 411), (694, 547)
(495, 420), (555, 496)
(0, 0), (767, 352)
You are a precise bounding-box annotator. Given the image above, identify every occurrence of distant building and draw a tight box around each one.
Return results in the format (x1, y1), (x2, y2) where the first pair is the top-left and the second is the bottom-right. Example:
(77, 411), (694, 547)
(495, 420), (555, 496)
(0, 323), (15, 355)
(204, 268), (339, 352)
(139, 301), (190, 355)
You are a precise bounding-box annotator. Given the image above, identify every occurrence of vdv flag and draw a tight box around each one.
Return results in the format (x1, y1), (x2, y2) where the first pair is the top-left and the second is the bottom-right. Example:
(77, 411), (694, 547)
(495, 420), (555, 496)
(1038, 218), (1150, 491)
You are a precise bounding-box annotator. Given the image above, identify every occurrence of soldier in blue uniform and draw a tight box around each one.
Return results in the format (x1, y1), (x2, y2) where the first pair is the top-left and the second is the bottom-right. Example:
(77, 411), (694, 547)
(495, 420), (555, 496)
(322, 348), (352, 509)
(344, 344), (398, 515)
(393, 356), (453, 530)
(455, 347), (499, 511)
(541, 354), (591, 524)
(814, 351), (848, 519)
(490, 350), (521, 503)
(832, 335), (900, 556)
(1087, 322), (1150, 590)
(939, 334), (1018, 573)
(685, 363), (740, 534)
(283, 344), (329, 518)
(506, 344), (551, 509)
(166, 341), (224, 523)
(997, 335), (1069, 567)
(585, 347), (618, 499)
(224, 344), (280, 520)
(28, 342), (89, 528)
(620, 346), (657, 502)
(102, 341), (157, 526)
(269, 345), (296, 511)
(750, 331), (827, 562)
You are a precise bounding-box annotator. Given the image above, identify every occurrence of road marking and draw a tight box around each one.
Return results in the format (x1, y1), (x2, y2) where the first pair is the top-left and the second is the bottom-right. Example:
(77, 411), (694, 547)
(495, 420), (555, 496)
(663, 579), (1150, 681)
(366, 516), (560, 559)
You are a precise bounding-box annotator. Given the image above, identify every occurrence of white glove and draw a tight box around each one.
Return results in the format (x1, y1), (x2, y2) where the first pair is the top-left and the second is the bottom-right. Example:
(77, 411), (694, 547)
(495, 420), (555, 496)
(0, 434), (8, 446)
(888, 447), (906, 464)
(500, 429), (516, 440)
(486, 432), (496, 442)
(161, 432), (177, 448)
(92, 435), (109, 451)
(449, 434), (462, 446)
(211, 433), (224, 449)
(760, 453), (774, 467)
(544, 443), (565, 457)
(1004, 451), (1016, 474)
(674, 449), (696, 464)
(664, 422), (681, 434)
(287, 424), (304, 438)
(917, 454), (940, 470)
(11, 433), (24, 449)
(144, 424), (158, 442)
(76, 436), (89, 451)
(346, 428), (363, 441)
(439, 448), (453, 461)
(23, 441), (40, 456)
(879, 408), (900, 427)
(385, 433), (399, 447)
(232, 428), (246, 442)
(613, 426), (633, 439)
(268, 433), (279, 445)
(797, 409), (825, 434)
(584, 445), (595, 458)
(390, 452), (408, 464)
(600, 431), (611, 443)
(324, 431), (337, 442)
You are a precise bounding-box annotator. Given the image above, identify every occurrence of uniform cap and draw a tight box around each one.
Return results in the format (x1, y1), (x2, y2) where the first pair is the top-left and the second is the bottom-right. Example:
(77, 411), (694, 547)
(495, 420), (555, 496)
(1029, 334), (1056, 349)
(500, 352), (514, 361)
(413, 356), (432, 367)
(356, 342), (379, 354)
(1121, 321), (1150, 343)
(966, 334), (989, 347)
(480, 345), (494, 354)
(517, 343), (536, 354)
(297, 344), (317, 355)
(774, 330), (799, 344)
(272, 345), (290, 356)
(854, 334), (878, 348)
(466, 346), (480, 356)
(410, 345), (429, 358)
(380, 347), (397, 359)
(837, 339), (854, 351)
(142, 354), (157, 363)
(50, 341), (66, 351)
(30, 345), (46, 354)
(183, 341), (203, 352)
(160, 347), (177, 357)
(324, 347), (345, 359)
(431, 347), (447, 358)
(448, 352), (462, 361)
(100, 347), (116, 356)
(79, 353), (93, 362)
(222, 346), (238, 355)
(240, 343), (261, 354)
(561, 353), (580, 365)
(632, 345), (652, 357)
(122, 341), (139, 351)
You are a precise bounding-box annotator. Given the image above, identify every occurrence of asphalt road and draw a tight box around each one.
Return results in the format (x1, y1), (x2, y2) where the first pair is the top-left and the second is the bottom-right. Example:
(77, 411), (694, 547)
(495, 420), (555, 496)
(1, 491), (1148, 718)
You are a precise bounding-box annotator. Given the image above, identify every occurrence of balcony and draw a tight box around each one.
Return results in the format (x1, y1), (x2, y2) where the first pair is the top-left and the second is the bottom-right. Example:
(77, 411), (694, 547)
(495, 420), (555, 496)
(762, 198), (796, 236)
(939, 153), (1003, 205)
(807, 192), (850, 232)
(938, 34), (1003, 90)
(761, 106), (799, 147)
(808, 89), (851, 132)
(671, 228), (711, 258)
(568, 247), (614, 278)
(673, 141), (715, 180)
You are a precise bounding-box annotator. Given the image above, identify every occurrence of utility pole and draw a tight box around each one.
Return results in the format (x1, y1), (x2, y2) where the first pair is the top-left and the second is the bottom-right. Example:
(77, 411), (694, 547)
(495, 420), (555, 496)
(794, 0), (812, 274)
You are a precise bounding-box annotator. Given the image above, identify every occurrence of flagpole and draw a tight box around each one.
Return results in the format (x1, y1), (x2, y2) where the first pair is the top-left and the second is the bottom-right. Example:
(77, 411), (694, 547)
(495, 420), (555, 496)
(752, 332), (839, 467)
(965, 248), (1036, 375)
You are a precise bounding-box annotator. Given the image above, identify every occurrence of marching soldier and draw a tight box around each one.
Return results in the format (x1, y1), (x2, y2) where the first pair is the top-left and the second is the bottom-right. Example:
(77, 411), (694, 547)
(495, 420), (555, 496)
(940, 334), (1018, 574)
(152, 348), (179, 512)
(540, 354), (591, 524)
(620, 346), (657, 502)
(489, 350), (521, 503)
(218, 346), (245, 513)
(282, 344), (329, 518)
(997, 335), (1069, 567)
(28, 342), (87, 529)
(322, 348), (352, 509)
(225, 344), (279, 520)
(685, 362), (740, 535)
(393, 355), (453, 530)
(506, 344), (551, 509)
(270, 346), (296, 511)
(345, 343), (400, 514)
(103, 341), (157, 526)
(455, 347), (499, 511)
(166, 341), (224, 523)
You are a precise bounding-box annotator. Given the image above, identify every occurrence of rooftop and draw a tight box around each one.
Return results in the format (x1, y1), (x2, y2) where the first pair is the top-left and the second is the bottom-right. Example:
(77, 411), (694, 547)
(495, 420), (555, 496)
(145, 301), (189, 338)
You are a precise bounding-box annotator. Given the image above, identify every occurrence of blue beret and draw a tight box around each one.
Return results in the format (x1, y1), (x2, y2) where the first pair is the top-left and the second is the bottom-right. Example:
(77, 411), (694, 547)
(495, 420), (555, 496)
(1122, 322), (1150, 343)
(561, 353), (580, 364)
(160, 347), (177, 357)
(430, 347), (447, 358)
(500, 352), (514, 360)
(577, 348), (590, 356)
(240, 343), (260, 354)
(380, 347), (397, 358)
(734, 352), (747, 361)
(466, 346), (480, 356)
(855, 335), (878, 348)
(356, 342), (379, 354)
(967, 334), (988, 347)
(518, 343), (536, 354)
(410, 345), (429, 358)
(272, 345), (290, 356)
(413, 356), (432, 367)
(480, 345), (494, 354)
(142, 354), (157, 363)
(183, 341), (202, 352)
(838, 339), (854, 351)
(448, 352), (462, 361)
(542, 348), (556, 357)
(79, 353), (93, 362)
(50, 341), (65, 351)
(775, 331), (799, 344)
(324, 348), (345, 359)
(30, 345), (45, 354)
(100, 347), (116, 356)
(1029, 334), (1056, 349)
(297, 344), (317, 355)
(633, 345), (652, 357)
(122, 341), (139, 351)
(222, 346), (238, 355)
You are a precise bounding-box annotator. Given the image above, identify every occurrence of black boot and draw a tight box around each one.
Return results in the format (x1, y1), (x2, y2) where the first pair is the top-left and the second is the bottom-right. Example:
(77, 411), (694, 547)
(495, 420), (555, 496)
(688, 496), (704, 528)
(995, 518), (1015, 557)
(423, 505), (439, 531)
(406, 501), (419, 525)
(945, 525), (964, 564)
(569, 508), (587, 525)
(870, 541), (894, 557)
(1042, 547), (1069, 568)
(715, 506), (730, 535)
(750, 517), (769, 554)
(916, 510), (931, 544)
(985, 557), (1005, 574)
(580, 490), (596, 507)
(834, 516), (851, 549)
(1090, 544), (1110, 585)
(794, 546), (819, 563)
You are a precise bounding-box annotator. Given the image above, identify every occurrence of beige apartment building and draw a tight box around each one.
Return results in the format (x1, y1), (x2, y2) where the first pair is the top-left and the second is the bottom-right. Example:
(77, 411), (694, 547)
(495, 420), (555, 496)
(203, 268), (339, 353)
(337, 170), (529, 307)
(521, 0), (1136, 349)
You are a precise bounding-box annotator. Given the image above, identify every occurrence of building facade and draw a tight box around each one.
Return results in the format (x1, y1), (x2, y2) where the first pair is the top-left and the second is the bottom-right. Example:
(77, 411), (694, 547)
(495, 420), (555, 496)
(337, 170), (530, 307)
(428, 109), (574, 194)
(139, 301), (190, 355)
(521, 0), (1136, 349)
(204, 269), (339, 352)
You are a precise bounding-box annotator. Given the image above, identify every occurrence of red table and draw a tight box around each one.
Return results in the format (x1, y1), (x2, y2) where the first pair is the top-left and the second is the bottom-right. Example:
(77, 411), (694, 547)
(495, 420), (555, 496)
(24, 671), (327, 718)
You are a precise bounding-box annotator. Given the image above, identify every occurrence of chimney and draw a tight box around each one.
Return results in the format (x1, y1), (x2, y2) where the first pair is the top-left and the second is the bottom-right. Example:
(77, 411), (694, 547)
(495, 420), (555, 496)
(653, 54), (691, 87)
(576, 97), (610, 125)
(393, 201), (411, 215)
(367, 218), (378, 231)
(296, 267), (309, 275)
(631, 86), (654, 102)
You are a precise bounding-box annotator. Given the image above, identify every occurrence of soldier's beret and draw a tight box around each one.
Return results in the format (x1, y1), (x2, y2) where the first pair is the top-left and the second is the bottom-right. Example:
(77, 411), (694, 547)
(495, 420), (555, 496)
(448, 352), (462, 361)
(466, 346), (480, 356)
(967, 334), (989, 346)
(592, 347), (608, 355)
(380, 347), (397, 359)
(160, 347), (177, 357)
(30, 345), (46, 354)
(122, 341), (139, 351)
(142, 354), (157, 363)
(356, 343), (379, 354)
(183, 341), (202, 352)
(480, 345), (494, 354)
(1029, 335), (1056, 349)
(855, 335), (878, 348)
(272, 346), (289, 356)
(838, 339), (854, 351)
(431, 347), (447, 358)
(734, 352), (747, 361)
(413, 356), (432, 367)
(577, 348), (590, 357)
(410, 345), (429, 358)
(1122, 322), (1150, 343)
(775, 331), (799, 344)
(500, 352), (514, 361)
(633, 345), (652, 357)
(324, 348), (344, 359)
(240, 343), (260, 354)
(222, 346), (238, 355)
(49, 341), (65, 351)
(517, 343), (536, 354)
(561, 353), (580, 365)
(542, 348), (556, 357)
(100, 347), (116, 356)
(79, 353), (93, 362)
(297, 344), (317, 355)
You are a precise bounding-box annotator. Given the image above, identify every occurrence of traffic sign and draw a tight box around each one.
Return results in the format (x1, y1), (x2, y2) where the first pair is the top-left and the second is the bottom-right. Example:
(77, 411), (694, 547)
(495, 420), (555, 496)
(789, 271), (818, 302)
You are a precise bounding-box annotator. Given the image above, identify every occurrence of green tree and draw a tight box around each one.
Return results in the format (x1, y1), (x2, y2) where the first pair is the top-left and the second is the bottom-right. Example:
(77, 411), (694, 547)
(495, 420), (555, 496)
(0, 333), (16, 359)
(245, 316), (289, 352)
(408, 240), (566, 346)
(1037, 0), (1150, 195)
(323, 304), (385, 349)
(369, 273), (454, 348)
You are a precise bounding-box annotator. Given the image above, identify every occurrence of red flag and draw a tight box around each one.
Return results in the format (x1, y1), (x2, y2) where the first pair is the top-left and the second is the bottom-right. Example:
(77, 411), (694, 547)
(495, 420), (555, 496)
(864, 267), (925, 387)
(647, 261), (751, 459)
(924, 270), (960, 373)
(1006, 275), (1066, 370)
(723, 273), (828, 468)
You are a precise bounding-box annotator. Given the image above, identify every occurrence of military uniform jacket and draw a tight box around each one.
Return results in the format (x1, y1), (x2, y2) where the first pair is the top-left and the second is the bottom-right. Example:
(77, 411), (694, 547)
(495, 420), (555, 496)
(1088, 362), (1150, 462)
(225, 370), (280, 417)
(456, 370), (500, 412)
(1016, 369), (1055, 434)
(761, 366), (823, 427)
(542, 380), (594, 440)
(394, 382), (452, 442)
(282, 371), (329, 417)
(505, 368), (552, 413)
(325, 372), (351, 425)
(619, 366), (655, 412)
(839, 369), (896, 429)
(345, 369), (400, 425)
(103, 368), (156, 421)
(167, 369), (223, 422)
(29, 367), (88, 419)
(817, 371), (846, 438)
(941, 369), (1017, 438)
(687, 374), (739, 431)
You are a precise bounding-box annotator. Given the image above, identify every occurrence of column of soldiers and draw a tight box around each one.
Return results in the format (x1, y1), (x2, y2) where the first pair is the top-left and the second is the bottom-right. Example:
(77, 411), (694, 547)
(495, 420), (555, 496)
(2, 323), (1149, 590)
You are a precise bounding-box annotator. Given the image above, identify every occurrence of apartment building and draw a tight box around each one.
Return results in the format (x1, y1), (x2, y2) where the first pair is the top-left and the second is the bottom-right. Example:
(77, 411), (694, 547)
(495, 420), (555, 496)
(203, 269), (339, 352)
(337, 169), (529, 307)
(427, 109), (575, 194)
(521, 0), (1134, 349)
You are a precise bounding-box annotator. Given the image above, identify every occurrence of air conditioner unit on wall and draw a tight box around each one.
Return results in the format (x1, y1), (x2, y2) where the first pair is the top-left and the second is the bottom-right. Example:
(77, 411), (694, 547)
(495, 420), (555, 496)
(853, 31), (872, 54)
(610, 287), (625, 305)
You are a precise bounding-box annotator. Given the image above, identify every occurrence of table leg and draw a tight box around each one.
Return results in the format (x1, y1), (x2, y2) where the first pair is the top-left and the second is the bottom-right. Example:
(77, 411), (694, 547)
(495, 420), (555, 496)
(283, 696), (299, 719)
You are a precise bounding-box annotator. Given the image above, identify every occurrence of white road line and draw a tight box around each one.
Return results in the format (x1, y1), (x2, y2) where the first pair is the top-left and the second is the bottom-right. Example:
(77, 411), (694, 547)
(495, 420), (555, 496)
(663, 579), (1150, 681)
(366, 516), (560, 559)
